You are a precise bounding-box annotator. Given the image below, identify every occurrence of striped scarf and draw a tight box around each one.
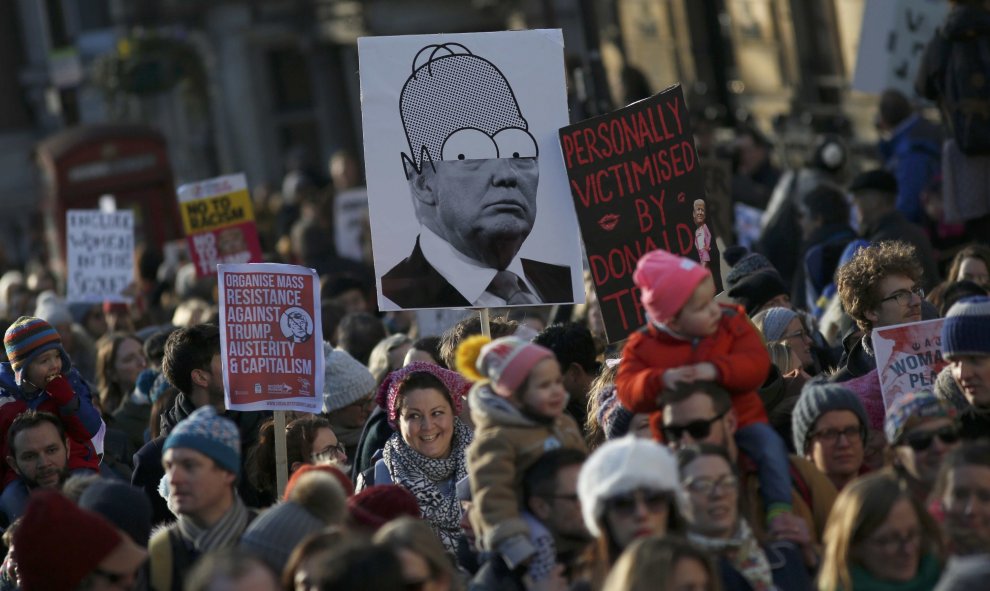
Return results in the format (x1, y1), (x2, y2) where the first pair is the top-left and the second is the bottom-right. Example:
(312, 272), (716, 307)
(175, 495), (250, 554)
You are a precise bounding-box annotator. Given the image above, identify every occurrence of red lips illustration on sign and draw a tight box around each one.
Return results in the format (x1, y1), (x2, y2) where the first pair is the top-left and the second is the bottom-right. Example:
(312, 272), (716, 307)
(598, 214), (620, 231)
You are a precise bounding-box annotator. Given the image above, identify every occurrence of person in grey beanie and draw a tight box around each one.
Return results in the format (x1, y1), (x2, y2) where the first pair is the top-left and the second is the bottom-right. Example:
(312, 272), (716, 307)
(792, 382), (869, 491)
(321, 342), (377, 460)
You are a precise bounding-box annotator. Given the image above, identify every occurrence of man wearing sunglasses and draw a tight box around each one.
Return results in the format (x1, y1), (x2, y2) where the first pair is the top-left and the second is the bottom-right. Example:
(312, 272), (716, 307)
(660, 381), (837, 547)
(942, 296), (990, 441)
(885, 391), (961, 506)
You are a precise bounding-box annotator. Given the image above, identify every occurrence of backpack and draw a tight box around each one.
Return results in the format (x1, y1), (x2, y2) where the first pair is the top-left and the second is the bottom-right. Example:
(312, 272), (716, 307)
(937, 27), (990, 155)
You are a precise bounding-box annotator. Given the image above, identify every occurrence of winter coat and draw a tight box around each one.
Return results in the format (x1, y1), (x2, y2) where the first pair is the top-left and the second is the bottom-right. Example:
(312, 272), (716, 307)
(466, 383), (586, 564)
(0, 362), (102, 488)
(879, 114), (942, 225)
(616, 304), (771, 441)
(739, 454), (837, 544)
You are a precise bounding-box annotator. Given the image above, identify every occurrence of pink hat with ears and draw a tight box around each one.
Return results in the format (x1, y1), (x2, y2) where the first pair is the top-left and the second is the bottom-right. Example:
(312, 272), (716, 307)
(633, 249), (711, 324)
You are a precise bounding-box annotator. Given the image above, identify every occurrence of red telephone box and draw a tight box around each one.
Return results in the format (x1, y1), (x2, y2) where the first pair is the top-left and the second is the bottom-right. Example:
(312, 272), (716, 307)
(35, 124), (183, 274)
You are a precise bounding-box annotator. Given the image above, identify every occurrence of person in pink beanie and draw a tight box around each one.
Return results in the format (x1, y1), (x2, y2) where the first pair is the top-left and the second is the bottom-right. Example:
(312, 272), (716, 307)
(457, 335), (586, 584)
(615, 248), (797, 533)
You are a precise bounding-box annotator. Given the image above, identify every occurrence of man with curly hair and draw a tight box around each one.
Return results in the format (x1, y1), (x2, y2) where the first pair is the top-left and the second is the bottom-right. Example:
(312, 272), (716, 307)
(833, 240), (926, 383)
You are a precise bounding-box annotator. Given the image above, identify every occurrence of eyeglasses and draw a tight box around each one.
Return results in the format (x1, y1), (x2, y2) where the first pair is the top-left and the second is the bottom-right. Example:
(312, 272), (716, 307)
(902, 425), (960, 452)
(312, 441), (347, 463)
(781, 328), (807, 341)
(866, 529), (920, 552)
(879, 285), (924, 306)
(811, 426), (863, 446)
(605, 489), (672, 517)
(684, 474), (739, 497)
(662, 410), (728, 442)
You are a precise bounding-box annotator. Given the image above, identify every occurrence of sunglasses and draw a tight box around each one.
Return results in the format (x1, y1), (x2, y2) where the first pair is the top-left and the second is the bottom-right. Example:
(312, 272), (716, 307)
(662, 409), (728, 442)
(902, 425), (959, 452)
(605, 489), (672, 517)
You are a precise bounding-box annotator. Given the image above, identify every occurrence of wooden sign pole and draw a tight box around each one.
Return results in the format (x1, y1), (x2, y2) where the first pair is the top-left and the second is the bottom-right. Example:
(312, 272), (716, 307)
(274, 410), (288, 498)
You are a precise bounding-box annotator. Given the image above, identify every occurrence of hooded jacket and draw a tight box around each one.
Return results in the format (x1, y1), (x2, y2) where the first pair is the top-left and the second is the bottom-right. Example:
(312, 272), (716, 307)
(466, 383), (586, 566)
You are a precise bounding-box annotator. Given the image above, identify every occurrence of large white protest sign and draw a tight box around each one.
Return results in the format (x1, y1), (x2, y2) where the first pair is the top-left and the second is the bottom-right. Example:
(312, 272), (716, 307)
(852, 0), (948, 97)
(873, 318), (947, 409)
(66, 210), (134, 303)
(359, 30), (585, 311)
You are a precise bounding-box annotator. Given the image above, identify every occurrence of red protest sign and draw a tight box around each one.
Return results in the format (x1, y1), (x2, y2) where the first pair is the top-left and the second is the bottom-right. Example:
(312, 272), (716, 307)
(218, 263), (323, 413)
(558, 85), (720, 343)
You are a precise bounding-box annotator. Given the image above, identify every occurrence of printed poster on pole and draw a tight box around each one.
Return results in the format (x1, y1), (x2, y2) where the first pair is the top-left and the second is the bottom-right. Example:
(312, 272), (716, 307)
(66, 209), (134, 303)
(177, 173), (264, 277)
(218, 263), (323, 413)
(873, 318), (947, 409)
(359, 29), (585, 311)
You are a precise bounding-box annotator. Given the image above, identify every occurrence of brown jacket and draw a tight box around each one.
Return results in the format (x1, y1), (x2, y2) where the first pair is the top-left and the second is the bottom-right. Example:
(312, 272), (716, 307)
(466, 383), (587, 563)
(742, 454), (837, 543)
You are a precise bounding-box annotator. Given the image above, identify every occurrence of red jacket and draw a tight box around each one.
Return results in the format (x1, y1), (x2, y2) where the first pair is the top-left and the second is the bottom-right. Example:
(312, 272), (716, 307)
(616, 304), (771, 440)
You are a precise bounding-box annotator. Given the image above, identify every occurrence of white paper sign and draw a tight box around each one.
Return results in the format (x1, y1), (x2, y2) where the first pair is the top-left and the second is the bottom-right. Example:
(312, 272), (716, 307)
(852, 0), (948, 97)
(218, 263), (324, 414)
(872, 318), (947, 409)
(359, 30), (585, 311)
(66, 210), (134, 303)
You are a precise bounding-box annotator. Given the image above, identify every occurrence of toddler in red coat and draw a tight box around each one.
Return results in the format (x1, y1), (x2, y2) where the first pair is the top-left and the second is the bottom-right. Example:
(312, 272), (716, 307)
(616, 249), (795, 528)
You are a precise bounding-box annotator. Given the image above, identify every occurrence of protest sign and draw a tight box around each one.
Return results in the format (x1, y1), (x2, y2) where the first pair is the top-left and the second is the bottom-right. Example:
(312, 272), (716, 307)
(66, 209), (134, 303)
(873, 318), (947, 409)
(852, 0), (948, 97)
(177, 173), (263, 277)
(559, 84), (716, 343)
(359, 30), (584, 311)
(218, 263), (323, 413)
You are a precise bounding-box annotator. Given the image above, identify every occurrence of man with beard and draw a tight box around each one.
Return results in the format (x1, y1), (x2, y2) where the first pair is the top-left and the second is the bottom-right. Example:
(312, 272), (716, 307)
(0, 410), (70, 526)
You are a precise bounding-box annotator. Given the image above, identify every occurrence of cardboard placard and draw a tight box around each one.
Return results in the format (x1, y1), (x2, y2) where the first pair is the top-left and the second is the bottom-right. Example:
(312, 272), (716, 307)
(852, 0), (948, 97)
(218, 263), (324, 413)
(558, 85), (717, 342)
(177, 173), (263, 277)
(66, 210), (134, 303)
(359, 30), (585, 310)
(873, 318), (947, 409)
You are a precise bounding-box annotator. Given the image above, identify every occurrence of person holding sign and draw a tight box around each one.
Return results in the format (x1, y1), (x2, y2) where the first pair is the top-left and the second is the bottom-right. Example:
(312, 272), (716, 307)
(380, 43), (574, 308)
(616, 250), (801, 540)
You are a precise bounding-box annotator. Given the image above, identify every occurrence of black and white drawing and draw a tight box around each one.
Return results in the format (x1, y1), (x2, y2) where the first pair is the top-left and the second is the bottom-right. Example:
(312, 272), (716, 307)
(359, 31), (584, 311)
(280, 307), (313, 343)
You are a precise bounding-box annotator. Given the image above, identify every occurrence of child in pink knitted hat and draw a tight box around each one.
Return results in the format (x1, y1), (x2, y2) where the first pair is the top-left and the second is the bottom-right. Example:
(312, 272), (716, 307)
(616, 248), (798, 533)
(457, 335), (587, 585)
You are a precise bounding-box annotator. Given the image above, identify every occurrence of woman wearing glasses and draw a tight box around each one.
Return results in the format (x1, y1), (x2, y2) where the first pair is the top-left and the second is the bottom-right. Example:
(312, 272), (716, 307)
(883, 391), (961, 509)
(247, 415), (346, 503)
(574, 436), (687, 589)
(818, 473), (943, 590)
(678, 443), (813, 590)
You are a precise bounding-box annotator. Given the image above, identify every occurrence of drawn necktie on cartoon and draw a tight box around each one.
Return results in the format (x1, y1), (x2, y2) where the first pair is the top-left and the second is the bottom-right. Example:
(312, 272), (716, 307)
(487, 270), (539, 305)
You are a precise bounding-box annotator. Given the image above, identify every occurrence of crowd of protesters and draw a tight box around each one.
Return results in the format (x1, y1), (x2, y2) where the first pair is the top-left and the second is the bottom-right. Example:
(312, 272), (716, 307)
(0, 4), (987, 590)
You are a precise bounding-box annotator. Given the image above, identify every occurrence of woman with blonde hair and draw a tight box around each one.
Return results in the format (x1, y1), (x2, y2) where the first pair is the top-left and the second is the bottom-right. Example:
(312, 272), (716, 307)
(603, 535), (721, 591)
(818, 473), (943, 590)
(373, 516), (462, 591)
